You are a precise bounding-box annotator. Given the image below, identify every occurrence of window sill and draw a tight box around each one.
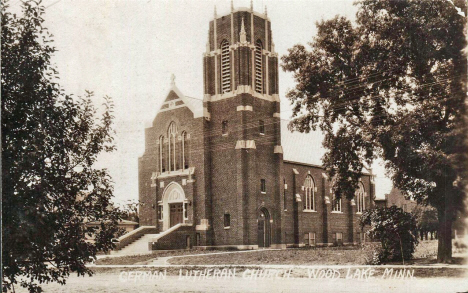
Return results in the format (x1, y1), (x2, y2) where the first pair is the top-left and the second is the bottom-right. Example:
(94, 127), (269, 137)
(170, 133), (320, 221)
(261, 192), (266, 194)
(356, 212), (362, 214)
(331, 211), (343, 214)
(222, 133), (228, 137)
(259, 133), (265, 136)
(224, 226), (231, 230)
(303, 210), (317, 213)
(157, 167), (194, 179)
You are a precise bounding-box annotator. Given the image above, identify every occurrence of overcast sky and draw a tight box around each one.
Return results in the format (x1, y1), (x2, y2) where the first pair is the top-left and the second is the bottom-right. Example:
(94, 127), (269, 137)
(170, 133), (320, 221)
(12, 0), (393, 204)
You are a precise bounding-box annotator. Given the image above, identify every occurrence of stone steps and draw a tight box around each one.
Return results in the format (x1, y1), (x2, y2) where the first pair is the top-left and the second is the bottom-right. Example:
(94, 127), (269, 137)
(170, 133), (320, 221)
(111, 233), (160, 255)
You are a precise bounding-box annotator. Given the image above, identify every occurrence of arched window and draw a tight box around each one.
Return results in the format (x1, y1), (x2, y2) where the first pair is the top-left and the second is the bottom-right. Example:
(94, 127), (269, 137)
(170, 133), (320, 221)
(330, 178), (342, 212)
(332, 194), (342, 212)
(167, 122), (177, 172)
(255, 40), (263, 93)
(356, 182), (365, 213)
(221, 40), (231, 93)
(159, 136), (165, 172)
(304, 175), (315, 211)
(181, 131), (189, 169)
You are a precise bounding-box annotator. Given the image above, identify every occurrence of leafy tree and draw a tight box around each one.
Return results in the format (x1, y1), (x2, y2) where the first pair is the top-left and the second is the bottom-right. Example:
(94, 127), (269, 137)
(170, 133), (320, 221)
(412, 205), (438, 240)
(360, 206), (418, 263)
(121, 200), (140, 223)
(2, 1), (122, 291)
(282, 0), (467, 263)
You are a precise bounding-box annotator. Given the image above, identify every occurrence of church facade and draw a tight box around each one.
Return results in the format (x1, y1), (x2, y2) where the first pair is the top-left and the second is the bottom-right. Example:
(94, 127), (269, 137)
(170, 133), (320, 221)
(138, 5), (375, 249)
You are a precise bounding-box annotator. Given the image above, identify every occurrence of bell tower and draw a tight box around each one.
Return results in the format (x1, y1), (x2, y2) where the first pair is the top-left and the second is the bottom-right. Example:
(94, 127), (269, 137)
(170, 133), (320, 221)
(202, 2), (284, 248)
(203, 3), (279, 97)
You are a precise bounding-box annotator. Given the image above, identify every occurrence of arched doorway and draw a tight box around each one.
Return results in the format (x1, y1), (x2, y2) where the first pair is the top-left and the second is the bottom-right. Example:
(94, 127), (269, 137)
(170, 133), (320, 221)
(257, 208), (271, 248)
(161, 182), (187, 231)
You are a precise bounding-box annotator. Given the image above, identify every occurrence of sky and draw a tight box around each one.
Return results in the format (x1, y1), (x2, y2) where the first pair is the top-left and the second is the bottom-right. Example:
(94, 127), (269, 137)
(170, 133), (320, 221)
(10, 0), (393, 204)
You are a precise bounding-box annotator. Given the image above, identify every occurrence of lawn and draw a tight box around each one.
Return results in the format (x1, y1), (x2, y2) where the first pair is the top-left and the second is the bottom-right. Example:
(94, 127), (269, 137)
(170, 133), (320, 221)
(95, 249), (220, 265)
(167, 240), (463, 266)
(96, 240), (466, 266)
(168, 246), (370, 266)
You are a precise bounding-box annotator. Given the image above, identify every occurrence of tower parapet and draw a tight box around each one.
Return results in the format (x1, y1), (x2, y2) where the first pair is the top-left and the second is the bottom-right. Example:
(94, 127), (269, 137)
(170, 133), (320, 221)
(203, 4), (279, 101)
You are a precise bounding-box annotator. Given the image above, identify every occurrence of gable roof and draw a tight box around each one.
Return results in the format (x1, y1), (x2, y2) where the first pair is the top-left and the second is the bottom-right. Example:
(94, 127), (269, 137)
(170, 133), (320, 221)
(281, 120), (325, 167)
(157, 82), (204, 118)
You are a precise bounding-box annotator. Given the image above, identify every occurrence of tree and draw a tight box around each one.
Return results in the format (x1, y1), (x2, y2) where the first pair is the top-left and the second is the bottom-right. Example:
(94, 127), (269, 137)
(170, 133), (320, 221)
(412, 205), (438, 240)
(121, 200), (140, 223)
(282, 0), (467, 263)
(2, 1), (122, 291)
(360, 206), (418, 263)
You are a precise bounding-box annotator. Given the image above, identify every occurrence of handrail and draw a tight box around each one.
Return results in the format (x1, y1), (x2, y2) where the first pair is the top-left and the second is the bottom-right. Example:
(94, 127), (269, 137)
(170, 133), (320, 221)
(115, 226), (157, 250)
(117, 225), (155, 242)
(151, 223), (192, 242)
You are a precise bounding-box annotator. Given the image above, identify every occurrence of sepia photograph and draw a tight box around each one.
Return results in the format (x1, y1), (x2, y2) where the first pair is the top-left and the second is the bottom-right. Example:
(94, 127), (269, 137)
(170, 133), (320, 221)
(2, 0), (468, 292)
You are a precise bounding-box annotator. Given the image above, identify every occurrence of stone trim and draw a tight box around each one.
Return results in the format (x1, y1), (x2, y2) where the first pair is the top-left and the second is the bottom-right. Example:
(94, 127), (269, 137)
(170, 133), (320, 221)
(206, 85), (280, 103)
(157, 167), (195, 179)
(273, 145), (283, 154)
(195, 218), (210, 231)
(295, 194), (302, 202)
(273, 112), (281, 118)
(203, 107), (211, 120)
(236, 105), (253, 111)
(235, 140), (256, 149)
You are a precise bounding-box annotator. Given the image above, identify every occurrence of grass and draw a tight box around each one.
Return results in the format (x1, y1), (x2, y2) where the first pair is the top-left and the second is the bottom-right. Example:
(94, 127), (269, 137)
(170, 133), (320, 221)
(95, 249), (226, 265)
(96, 240), (467, 266)
(168, 246), (369, 266)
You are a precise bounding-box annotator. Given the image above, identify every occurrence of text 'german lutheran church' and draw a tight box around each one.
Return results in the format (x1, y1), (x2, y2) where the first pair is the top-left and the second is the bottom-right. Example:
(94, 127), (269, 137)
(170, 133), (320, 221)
(138, 2), (375, 250)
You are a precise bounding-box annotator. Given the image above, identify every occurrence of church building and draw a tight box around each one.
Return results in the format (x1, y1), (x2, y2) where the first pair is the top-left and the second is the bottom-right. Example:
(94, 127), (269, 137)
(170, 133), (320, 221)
(138, 3), (375, 250)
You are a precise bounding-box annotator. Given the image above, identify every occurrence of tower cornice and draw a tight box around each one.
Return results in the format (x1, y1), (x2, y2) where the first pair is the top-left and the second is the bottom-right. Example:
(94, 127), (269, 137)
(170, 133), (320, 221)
(210, 7), (270, 22)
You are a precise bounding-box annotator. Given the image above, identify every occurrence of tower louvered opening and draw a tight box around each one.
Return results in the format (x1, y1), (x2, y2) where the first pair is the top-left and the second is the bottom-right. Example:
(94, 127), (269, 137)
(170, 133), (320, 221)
(255, 40), (263, 93)
(221, 40), (231, 93)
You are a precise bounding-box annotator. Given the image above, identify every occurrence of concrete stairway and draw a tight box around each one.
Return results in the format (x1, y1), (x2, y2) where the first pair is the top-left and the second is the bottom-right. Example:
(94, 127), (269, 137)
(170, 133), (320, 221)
(111, 223), (193, 255)
(111, 233), (159, 256)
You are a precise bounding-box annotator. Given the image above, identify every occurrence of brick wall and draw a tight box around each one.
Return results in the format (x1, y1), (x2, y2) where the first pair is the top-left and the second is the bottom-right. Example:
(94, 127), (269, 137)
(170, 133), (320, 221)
(282, 161), (374, 246)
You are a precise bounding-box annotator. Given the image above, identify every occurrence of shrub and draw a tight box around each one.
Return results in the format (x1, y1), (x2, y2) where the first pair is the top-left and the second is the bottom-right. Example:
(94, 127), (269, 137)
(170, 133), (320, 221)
(360, 242), (383, 265)
(360, 206), (418, 263)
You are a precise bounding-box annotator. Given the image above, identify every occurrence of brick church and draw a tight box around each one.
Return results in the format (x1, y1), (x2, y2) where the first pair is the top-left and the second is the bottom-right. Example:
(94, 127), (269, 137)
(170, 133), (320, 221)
(138, 3), (375, 250)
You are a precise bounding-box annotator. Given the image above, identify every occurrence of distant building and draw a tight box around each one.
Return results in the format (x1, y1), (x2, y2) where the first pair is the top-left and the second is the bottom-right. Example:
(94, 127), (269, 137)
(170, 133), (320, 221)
(380, 187), (467, 240)
(85, 220), (138, 243)
(384, 187), (417, 213)
(136, 4), (376, 250)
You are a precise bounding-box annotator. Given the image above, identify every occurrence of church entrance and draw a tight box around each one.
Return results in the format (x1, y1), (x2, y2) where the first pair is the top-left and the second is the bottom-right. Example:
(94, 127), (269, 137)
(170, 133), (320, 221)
(257, 208), (271, 248)
(161, 182), (187, 231)
(169, 203), (183, 227)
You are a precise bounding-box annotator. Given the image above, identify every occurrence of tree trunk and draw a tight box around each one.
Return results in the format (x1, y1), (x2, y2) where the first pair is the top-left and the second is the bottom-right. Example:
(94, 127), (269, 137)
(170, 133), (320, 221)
(437, 206), (453, 263)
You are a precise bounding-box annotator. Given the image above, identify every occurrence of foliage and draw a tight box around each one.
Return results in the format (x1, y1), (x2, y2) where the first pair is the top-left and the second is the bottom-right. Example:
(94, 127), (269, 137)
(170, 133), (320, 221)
(412, 205), (438, 237)
(360, 242), (383, 265)
(281, 0), (467, 262)
(120, 200), (140, 223)
(360, 207), (418, 262)
(2, 1), (122, 291)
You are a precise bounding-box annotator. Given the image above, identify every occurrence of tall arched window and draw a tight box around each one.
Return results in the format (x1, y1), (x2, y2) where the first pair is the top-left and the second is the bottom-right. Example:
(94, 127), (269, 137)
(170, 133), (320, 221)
(181, 131), (189, 169)
(221, 40), (231, 93)
(159, 136), (165, 172)
(167, 122), (177, 172)
(255, 40), (263, 93)
(356, 182), (365, 213)
(332, 194), (342, 212)
(304, 175), (315, 211)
